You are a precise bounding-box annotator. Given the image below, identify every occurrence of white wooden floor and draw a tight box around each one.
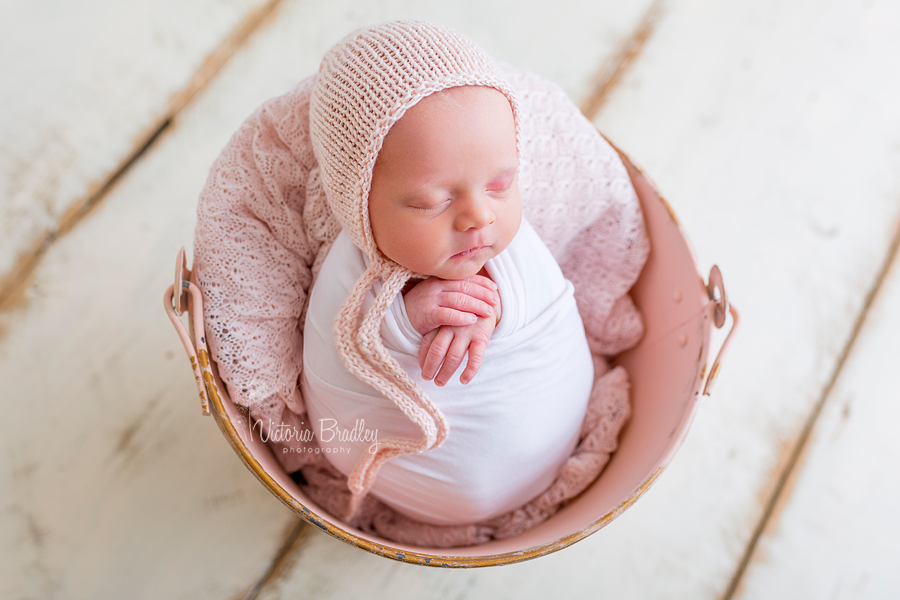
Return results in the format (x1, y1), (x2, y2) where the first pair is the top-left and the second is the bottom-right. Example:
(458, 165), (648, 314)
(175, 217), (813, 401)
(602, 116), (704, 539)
(2, 1), (898, 598)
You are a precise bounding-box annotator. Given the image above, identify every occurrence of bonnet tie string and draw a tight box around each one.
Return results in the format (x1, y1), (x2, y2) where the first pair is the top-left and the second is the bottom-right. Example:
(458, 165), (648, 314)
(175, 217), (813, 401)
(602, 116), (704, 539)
(333, 263), (450, 508)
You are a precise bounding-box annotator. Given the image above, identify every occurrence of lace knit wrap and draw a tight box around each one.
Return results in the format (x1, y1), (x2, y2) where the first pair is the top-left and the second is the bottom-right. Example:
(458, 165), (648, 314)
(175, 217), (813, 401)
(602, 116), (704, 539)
(193, 20), (650, 547)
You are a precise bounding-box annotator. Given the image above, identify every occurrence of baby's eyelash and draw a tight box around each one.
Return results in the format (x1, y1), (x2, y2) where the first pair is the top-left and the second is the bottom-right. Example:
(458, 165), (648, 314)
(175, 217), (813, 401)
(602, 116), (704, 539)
(411, 200), (450, 213)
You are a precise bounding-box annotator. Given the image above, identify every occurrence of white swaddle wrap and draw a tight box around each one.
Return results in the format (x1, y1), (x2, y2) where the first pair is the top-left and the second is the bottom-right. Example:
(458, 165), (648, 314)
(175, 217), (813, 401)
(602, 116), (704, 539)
(303, 219), (594, 525)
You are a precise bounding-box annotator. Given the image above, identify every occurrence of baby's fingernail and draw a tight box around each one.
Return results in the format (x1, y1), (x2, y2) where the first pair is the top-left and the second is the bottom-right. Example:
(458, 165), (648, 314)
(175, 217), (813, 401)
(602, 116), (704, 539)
(460, 376), (470, 384)
(493, 294), (500, 303)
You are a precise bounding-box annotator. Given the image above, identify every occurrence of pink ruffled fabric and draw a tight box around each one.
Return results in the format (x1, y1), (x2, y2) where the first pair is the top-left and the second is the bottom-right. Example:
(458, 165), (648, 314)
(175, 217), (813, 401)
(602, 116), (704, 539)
(193, 64), (649, 547)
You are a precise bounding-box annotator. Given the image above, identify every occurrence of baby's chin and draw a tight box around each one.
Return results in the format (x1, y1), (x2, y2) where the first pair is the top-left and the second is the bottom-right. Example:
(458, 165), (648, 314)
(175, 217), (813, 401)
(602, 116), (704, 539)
(398, 242), (509, 280)
(427, 254), (492, 281)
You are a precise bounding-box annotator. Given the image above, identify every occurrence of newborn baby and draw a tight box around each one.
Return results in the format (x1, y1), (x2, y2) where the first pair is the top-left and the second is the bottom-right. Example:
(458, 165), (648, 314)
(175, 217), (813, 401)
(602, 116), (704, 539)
(193, 19), (650, 545)
(303, 85), (593, 524)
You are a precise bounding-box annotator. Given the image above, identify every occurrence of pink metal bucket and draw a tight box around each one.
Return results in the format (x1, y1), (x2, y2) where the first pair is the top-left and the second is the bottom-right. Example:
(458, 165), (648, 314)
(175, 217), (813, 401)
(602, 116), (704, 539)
(164, 148), (738, 567)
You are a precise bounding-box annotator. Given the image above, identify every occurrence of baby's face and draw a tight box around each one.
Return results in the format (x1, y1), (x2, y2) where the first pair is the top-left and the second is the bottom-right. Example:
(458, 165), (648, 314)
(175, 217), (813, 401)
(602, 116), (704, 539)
(369, 86), (521, 280)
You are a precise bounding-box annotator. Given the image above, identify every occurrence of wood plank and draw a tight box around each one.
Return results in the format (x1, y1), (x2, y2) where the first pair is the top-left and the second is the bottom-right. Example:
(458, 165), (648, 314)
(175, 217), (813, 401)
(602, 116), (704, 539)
(734, 242), (900, 598)
(0, 0), (274, 295)
(254, 0), (900, 598)
(0, 1), (658, 598)
(0, 81), (298, 600)
(589, 0), (900, 596)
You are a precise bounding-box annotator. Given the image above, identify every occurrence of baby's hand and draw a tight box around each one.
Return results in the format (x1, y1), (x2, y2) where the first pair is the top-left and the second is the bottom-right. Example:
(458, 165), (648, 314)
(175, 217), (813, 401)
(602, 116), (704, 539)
(403, 275), (499, 335)
(418, 307), (499, 386)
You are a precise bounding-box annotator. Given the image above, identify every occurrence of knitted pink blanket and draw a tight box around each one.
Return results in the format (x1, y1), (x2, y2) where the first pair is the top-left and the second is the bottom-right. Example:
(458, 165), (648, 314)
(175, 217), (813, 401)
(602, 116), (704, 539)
(193, 64), (649, 547)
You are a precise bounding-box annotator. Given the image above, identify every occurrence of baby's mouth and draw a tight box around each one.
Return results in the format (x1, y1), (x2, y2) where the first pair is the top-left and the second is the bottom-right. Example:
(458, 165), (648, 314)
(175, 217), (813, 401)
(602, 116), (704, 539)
(451, 245), (489, 259)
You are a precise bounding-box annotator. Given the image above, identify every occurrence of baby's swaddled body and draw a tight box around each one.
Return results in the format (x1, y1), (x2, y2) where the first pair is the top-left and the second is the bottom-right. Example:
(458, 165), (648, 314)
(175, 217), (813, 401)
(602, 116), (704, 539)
(303, 219), (593, 525)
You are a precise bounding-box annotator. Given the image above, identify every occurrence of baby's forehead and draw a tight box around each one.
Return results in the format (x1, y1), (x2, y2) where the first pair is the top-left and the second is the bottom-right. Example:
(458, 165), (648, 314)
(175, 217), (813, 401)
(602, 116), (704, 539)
(377, 86), (514, 158)
(387, 85), (514, 135)
(411, 85), (507, 112)
(370, 86), (518, 196)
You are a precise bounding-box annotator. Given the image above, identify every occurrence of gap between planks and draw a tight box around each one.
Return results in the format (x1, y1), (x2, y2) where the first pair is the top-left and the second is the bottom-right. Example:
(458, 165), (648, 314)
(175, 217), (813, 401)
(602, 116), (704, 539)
(721, 218), (900, 600)
(579, 0), (664, 121)
(0, 0), (284, 317)
(239, 521), (311, 600)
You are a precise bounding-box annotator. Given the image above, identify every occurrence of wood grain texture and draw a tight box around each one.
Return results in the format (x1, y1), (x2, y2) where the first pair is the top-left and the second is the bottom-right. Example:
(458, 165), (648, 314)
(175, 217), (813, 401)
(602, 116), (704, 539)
(734, 238), (900, 598)
(0, 0), (274, 301)
(591, 0), (900, 597)
(0, 82), (299, 600)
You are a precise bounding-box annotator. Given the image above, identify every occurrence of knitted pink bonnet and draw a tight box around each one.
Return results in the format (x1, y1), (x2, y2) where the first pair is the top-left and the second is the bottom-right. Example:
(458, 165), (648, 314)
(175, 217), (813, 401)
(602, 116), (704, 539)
(308, 20), (521, 503)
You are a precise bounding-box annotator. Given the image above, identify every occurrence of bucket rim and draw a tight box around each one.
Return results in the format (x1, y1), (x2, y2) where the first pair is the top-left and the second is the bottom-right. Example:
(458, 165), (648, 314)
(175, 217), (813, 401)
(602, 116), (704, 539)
(166, 144), (730, 567)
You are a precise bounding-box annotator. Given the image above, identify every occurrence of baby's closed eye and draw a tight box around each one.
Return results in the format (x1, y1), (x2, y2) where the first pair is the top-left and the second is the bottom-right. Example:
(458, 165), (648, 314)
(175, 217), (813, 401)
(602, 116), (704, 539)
(485, 169), (517, 196)
(410, 200), (451, 213)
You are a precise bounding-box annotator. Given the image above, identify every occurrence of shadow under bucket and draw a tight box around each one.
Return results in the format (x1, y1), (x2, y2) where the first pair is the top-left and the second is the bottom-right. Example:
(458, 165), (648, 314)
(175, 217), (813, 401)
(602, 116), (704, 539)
(165, 148), (738, 567)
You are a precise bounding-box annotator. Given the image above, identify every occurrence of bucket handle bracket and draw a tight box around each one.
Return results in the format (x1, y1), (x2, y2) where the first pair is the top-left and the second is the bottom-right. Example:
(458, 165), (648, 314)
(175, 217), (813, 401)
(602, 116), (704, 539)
(703, 265), (739, 396)
(164, 247), (213, 416)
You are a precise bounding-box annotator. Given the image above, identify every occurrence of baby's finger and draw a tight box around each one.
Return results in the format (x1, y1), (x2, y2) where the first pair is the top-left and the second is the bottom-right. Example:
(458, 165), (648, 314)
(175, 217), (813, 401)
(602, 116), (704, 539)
(432, 306), (479, 328)
(434, 335), (469, 387)
(465, 274), (498, 290)
(439, 292), (494, 319)
(418, 329), (438, 371)
(459, 338), (487, 385)
(421, 328), (453, 380)
(456, 277), (500, 306)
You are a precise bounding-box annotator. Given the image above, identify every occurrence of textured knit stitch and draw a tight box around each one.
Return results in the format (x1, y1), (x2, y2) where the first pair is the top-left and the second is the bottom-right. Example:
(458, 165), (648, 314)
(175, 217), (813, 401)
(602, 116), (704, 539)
(308, 21), (522, 501)
(193, 20), (650, 546)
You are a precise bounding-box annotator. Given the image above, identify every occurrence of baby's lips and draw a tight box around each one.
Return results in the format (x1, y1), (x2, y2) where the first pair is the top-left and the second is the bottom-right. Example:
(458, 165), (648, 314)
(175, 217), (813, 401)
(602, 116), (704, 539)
(451, 243), (491, 259)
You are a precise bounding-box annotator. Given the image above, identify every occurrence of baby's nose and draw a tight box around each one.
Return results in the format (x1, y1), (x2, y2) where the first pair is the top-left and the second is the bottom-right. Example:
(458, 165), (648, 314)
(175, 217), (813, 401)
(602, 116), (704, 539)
(455, 193), (495, 230)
